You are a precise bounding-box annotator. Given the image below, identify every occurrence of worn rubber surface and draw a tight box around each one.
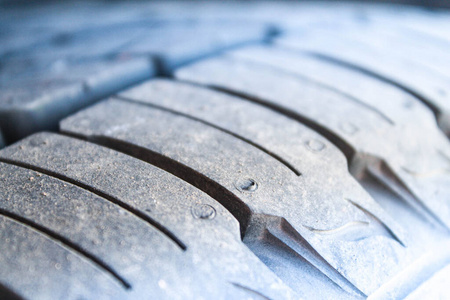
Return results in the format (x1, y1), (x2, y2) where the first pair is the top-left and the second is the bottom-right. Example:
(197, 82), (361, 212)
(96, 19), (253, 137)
(176, 48), (450, 229)
(1, 1), (450, 299)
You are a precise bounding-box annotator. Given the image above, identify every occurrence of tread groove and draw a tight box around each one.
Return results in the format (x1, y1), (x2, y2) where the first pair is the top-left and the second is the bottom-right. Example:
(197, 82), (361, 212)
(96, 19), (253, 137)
(265, 216), (365, 297)
(367, 162), (449, 231)
(0, 156), (187, 251)
(305, 52), (443, 123)
(230, 282), (270, 300)
(201, 84), (356, 163)
(226, 55), (396, 126)
(115, 95), (302, 176)
(60, 132), (253, 239)
(195, 79), (450, 232)
(0, 208), (131, 289)
(345, 198), (405, 247)
(2, 3), (450, 298)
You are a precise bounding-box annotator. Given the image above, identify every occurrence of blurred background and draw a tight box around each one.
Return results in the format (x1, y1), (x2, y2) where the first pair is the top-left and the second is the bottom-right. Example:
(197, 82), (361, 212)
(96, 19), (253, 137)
(1, 0), (449, 146)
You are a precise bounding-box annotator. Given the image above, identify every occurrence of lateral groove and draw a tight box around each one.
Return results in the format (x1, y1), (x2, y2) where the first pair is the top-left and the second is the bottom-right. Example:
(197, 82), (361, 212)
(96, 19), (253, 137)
(268, 217), (365, 297)
(345, 198), (405, 247)
(367, 162), (449, 231)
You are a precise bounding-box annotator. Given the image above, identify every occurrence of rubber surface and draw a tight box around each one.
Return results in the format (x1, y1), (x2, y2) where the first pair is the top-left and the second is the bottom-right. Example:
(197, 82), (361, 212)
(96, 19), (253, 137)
(0, 2), (270, 143)
(176, 48), (450, 230)
(1, 1), (450, 299)
(276, 23), (450, 136)
(0, 133), (294, 299)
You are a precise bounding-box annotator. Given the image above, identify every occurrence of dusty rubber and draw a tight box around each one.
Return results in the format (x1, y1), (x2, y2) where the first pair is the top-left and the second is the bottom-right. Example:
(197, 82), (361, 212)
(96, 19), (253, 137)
(1, 1), (450, 299)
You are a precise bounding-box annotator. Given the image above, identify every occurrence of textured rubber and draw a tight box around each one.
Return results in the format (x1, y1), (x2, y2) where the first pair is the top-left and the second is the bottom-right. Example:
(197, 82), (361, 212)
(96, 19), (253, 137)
(276, 28), (450, 136)
(0, 133), (295, 299)
(1, 1), (450, 299)
(176, 47), (450, 229)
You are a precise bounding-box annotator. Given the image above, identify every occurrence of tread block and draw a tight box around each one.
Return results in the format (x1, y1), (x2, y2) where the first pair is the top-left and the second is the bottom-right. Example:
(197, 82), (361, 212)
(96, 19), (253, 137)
(0, 215), (127, 300)
(61, 89), (408, 295)
(0, 57), (155, 144)
(0, 133), (295, 300)
(175, 54), (450, 232)
(0, 161), (228, 299)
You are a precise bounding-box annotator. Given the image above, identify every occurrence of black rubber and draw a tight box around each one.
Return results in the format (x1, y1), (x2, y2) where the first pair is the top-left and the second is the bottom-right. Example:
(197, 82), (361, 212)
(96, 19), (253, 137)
(1, 1), (450, 299)
(0, 130), (5, 149)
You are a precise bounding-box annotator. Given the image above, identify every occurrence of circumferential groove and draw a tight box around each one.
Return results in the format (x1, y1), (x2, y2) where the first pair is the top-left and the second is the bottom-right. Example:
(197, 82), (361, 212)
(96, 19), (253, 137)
(0, 157), (187, 251)
(115, 95), (302, 176)
(0, 208), (131, 289)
